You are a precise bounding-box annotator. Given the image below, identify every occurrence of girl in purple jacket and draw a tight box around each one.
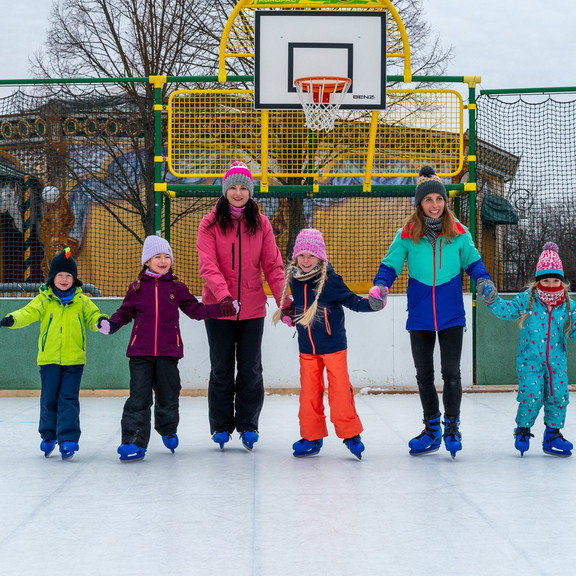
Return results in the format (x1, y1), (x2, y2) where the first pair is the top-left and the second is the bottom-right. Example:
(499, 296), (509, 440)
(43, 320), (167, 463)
(99, 236), (236, 461)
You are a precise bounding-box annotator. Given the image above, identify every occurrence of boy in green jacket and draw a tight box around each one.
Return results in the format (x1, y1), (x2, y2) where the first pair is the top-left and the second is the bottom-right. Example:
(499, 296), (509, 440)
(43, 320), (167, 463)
(0, 248), (106, 460)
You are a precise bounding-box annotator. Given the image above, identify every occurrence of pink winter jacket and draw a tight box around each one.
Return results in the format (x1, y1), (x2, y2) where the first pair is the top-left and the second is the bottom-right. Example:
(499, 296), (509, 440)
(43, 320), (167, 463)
(196, 207), (287, 320)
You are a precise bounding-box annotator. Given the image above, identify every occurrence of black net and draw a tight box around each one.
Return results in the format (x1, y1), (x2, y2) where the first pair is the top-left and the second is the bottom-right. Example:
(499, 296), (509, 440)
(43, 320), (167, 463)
(0, 87), (153, 297)
(476, 93), (576, 291)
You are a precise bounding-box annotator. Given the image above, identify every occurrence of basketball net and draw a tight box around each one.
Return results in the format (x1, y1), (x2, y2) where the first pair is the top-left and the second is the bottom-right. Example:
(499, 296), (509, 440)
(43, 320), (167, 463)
(294, 76), (352, 132)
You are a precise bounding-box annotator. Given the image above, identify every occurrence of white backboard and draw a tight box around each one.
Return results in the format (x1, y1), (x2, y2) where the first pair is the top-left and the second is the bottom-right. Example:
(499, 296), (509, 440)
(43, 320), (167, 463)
(254, 11), (386, 110)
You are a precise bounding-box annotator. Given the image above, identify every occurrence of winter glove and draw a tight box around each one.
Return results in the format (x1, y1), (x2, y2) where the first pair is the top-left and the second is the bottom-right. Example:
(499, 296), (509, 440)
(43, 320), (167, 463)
(220, 296), (240, 317)
(281, 304), (296, 327)
(368, 285), (389, 311)
(0, 315), (14, 328)
(97, 316), (116, 335)
(476, 278), (498, 305)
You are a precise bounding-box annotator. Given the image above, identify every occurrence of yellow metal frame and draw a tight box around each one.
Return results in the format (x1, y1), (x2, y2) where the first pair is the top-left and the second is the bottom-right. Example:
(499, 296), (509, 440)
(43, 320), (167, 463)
(218, 0), (412, 83)
(166, 88), (464, 187)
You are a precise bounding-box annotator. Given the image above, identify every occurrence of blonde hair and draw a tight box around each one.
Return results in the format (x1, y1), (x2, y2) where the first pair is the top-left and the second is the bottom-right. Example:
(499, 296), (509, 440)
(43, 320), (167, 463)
(404, 203), (460, 244)
(272, 260), (329, 327)
(519, 280), (572, 336)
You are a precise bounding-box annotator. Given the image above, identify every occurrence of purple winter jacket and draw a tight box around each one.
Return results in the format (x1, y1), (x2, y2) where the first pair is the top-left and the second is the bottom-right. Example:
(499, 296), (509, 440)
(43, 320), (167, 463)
(109, 273), (222, 358)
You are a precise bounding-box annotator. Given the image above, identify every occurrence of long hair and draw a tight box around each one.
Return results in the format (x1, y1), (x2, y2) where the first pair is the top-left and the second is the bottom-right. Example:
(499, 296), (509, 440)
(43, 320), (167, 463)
(519, 280), (572, 336)
(207, 196), (262, 235)
(272, 261), (329, 327)
(403, 203), (461, 244)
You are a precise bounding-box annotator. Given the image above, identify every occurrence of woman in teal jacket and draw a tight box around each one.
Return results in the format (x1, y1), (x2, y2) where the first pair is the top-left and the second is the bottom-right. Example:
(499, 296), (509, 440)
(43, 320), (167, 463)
(0, 249), (105, 460)
(370, 166), (494, 458)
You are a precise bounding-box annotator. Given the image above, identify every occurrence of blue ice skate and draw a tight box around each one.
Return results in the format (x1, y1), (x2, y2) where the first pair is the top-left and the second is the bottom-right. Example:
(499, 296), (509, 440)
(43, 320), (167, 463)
(59, 441), (79, 460)
(514, 427), (533, 456)
(442, 415), (462, 459)
(542, 426), (573, 457)
(117, 442), (146, 462)
(162, 434), (179, 453)
(40, 439), (56, 458)
(240, 430), (259, 451)
(343, 435), (365, 460)
(212, 431), (232, 450)
(409, 414), (442, 456)
(292, 438), (323, 457)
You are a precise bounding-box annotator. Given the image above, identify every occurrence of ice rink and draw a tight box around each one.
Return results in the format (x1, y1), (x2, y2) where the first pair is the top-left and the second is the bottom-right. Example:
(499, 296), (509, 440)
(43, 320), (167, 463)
(1, 392), (575, 576)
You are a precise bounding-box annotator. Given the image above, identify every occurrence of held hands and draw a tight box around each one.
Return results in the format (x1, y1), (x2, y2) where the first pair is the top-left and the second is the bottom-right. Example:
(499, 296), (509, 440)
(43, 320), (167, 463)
(476, 278), (498, 305)
(0, 315), (14, 328)
(220, 296), (240, 317)
(97, 316), (116, 335)
(368, 285), (389, 311)
(281, 304), (296, 327)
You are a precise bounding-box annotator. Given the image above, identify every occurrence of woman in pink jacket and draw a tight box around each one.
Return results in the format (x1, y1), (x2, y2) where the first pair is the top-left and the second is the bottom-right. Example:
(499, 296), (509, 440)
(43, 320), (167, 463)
(196, 162), (288, 451)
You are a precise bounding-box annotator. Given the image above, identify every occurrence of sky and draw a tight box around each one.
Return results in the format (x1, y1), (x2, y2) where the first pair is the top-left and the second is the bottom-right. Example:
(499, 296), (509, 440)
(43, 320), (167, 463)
(0, 1), (574, 93)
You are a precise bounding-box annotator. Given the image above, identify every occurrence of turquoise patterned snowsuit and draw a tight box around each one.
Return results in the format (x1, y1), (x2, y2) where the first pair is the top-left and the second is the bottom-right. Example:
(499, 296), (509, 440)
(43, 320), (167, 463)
(488, 290), (576, 428)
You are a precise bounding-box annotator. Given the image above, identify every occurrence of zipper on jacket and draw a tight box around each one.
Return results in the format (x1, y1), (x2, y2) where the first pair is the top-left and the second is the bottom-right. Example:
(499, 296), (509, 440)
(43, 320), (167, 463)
(545, 309), (554, 396)
(41, 314), (53, 351)
(77, 313), (85, 350)
(131, 324), (138, 347)
(432, 243), (438, 331)
(236, 220), (242, 320)
(232, 243), (235, 270)
(154, 278), (159, 356)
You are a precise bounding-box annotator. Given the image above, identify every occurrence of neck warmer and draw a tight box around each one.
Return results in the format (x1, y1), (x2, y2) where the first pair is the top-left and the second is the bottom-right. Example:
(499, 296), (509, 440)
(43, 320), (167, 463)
(145, 269), (166, 279)
(292, 264), (321, 282)
(537, 283), (565, 307)
(424, 217), (442, 246)
(229, 204), (246, 220)
(52, 286), (76, 304)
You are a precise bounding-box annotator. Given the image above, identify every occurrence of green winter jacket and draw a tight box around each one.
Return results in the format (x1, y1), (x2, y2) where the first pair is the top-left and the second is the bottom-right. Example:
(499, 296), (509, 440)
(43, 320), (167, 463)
(8, 286), (104, 366)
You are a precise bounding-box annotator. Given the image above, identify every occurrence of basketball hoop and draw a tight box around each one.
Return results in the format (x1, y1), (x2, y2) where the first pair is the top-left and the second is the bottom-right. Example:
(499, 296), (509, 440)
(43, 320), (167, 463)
(293, 76), (352, 132)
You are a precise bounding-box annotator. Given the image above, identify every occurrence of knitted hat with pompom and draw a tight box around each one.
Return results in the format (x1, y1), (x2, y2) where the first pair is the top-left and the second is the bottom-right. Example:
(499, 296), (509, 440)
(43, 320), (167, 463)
(222, 161), (254, 197)
(535, 242), (564, 280)
(414, 165), (449, 207)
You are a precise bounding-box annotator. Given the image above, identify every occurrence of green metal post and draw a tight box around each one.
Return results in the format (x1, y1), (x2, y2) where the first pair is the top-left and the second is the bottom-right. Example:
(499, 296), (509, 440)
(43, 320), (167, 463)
(468, 83), (479, 385)
(153, 80), (164, 238)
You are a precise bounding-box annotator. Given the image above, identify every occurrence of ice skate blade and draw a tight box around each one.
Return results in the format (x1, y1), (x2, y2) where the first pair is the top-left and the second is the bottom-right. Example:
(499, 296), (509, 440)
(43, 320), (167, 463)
(543, 449), (572, 457)
(293, 451), (321, 458)
(409, 447), (440, 456)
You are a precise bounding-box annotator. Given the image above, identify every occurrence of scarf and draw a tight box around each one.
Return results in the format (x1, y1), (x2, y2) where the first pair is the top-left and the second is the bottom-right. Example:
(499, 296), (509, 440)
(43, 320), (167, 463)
(424, 217), (442, 246)
(52, 286), (75, 304)
(537, 283), (565, 308)
(292, 264), (321, 282)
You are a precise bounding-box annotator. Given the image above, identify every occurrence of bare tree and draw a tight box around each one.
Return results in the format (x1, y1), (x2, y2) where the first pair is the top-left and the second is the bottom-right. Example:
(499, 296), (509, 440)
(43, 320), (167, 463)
(29, 0), (453, 254)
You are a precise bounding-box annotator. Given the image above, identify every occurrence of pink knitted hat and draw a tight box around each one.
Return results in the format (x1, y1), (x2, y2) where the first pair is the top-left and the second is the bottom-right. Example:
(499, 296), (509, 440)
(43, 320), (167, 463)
(222, 161), (254, 197)
(292, 228), (327, 262)
(535, 242), (564, 280)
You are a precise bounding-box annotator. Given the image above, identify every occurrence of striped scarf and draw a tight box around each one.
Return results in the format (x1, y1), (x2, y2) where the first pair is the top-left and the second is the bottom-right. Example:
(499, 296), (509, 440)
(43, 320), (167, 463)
(424, 217), (442, 246)
(537, 283), (565, 308)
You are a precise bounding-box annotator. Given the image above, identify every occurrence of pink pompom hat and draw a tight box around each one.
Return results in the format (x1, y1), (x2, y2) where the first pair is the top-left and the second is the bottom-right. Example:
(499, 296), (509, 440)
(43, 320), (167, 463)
(535, 242), (564, 280)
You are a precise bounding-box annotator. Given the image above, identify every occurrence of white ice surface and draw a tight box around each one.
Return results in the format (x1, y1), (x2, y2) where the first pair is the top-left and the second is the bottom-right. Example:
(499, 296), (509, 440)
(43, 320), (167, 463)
(1, 393), (575, 576)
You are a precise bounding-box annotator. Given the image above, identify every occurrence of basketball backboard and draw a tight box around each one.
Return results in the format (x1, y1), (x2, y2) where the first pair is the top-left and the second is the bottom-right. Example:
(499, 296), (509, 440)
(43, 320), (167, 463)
(254, 10), (386, 110)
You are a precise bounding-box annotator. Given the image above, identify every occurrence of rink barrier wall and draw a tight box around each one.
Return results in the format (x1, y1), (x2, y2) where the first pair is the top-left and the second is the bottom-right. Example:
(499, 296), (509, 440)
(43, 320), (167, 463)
(2, 295), (575, 390)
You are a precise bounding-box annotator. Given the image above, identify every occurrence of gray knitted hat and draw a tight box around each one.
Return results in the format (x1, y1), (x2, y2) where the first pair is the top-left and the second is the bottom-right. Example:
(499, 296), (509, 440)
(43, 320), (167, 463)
(414, 165), (448, 206)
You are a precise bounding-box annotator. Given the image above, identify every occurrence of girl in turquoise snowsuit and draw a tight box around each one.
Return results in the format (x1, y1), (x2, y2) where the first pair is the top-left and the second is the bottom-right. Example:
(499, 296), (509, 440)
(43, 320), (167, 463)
(480, 242), (576, 457)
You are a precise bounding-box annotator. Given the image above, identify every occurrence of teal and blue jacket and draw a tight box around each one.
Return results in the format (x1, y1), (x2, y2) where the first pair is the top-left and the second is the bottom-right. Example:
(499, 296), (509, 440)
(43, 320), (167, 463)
(373, 221), (490, 331)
